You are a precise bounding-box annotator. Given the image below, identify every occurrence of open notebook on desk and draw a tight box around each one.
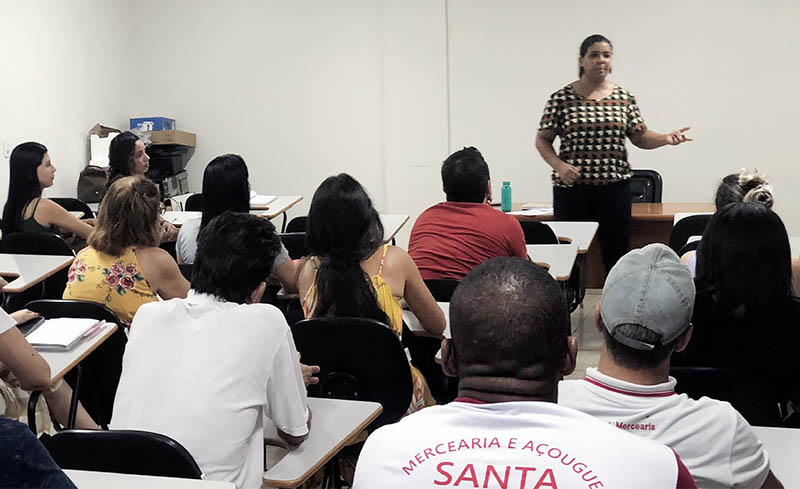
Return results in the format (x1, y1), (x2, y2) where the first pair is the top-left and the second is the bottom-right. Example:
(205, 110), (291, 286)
(25, 318), (104, 352)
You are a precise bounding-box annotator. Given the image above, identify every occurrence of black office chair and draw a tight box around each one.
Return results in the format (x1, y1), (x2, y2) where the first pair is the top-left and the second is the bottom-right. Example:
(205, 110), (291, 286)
(292, 317), (412, 431)
(41, 429), (202, 478)
(160, 240), (177, 261)
(670, 366), (783, 427)
(184, 193), (203, 212)
(26, 299), (126, 429)
(422, 278), (461, 302)
(668, 214), (711, 254)
(0, 232), (75, 311)
(278, 232), (309, 260)
(677, 240), (700, 257)
(285, 216), (308, 233)
(630, 169), (663, 203)
(50, 197), (95, 219)
(293, 317), (412, 486)
(519, 221), (559, 245)
(178, 263), (194, 282)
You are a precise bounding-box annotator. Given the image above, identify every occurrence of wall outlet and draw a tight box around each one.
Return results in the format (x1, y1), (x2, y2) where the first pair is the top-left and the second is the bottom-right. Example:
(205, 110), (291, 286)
(2, 140), (10, 158)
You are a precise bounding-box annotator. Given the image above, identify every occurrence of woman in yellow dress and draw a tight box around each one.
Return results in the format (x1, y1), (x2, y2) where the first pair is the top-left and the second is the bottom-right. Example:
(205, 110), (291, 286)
(298, 173), (445, 412)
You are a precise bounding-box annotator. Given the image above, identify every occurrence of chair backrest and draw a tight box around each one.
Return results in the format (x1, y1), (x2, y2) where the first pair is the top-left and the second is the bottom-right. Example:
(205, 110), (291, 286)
(670, 366), (783, 427)
(26, 299), (126, 427)
(0, 232), (75, 304)
(292, 317), (412, 430)
(184, 193), (203, 212)
(0, 231), (74, 256)
(423, 279), (461, 302)
(278, 232), (309, 260)
(285, 216), (308, 233)
(668, 214), (711, 253)
(178, 263), (194, 282)
(50, 197), (95, 219)
(519, 221), (559, 245)
(630, 169), (663, 203)
(41, 429), (202, 478)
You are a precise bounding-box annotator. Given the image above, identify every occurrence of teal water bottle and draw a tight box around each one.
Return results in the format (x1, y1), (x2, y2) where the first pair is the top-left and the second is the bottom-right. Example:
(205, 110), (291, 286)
(501, 181), (512, 212)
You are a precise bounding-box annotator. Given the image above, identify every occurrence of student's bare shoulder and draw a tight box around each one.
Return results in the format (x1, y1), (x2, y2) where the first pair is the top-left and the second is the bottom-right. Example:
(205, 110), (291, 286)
(134, 246), (174, 269)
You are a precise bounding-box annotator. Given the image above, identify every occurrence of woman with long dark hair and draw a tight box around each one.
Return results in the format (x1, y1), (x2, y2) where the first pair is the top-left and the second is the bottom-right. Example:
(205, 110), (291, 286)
(535, 34), (691, 273)
(106, 131), (178, 242)
(1, 142), (92, 239)
(673, 202), (800, 404)
(175, 154), (298, 291)
(297, 174), (445, 411)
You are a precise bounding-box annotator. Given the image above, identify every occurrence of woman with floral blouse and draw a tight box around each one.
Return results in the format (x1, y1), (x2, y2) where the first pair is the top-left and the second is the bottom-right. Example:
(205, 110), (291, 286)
(63, 176), (189, 326)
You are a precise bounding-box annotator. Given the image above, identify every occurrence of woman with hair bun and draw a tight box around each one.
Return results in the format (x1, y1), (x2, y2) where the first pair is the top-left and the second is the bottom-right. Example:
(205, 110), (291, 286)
(682, 169), (800, 292)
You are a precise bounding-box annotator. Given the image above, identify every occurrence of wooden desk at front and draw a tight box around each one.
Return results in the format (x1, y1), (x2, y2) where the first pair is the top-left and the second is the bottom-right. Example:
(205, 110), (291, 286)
(513, 203), (715, 287)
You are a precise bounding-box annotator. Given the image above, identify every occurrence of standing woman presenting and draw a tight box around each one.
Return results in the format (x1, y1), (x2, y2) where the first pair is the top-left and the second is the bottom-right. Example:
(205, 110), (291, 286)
(535, 34), (691, 272)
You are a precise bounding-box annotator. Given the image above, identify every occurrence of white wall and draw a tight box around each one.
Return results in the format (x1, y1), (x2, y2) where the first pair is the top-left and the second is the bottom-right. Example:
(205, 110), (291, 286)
(0, 1), (134, 201)
(447, 0), (800, 233)
(3, 1), (800, 240)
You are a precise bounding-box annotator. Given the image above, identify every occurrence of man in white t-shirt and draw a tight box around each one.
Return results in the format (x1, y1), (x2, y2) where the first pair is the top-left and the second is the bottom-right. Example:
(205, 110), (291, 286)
(112, 211), (312, 489)
(353, 257), (697, 489)
(559, 244), (780, 489)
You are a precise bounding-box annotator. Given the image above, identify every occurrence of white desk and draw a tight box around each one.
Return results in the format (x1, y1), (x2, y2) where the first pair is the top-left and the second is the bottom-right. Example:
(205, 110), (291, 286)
(28, 322), (117, 433)
(68, 211), (85, 219)
(162, 211), (201, 227)
(403, 302), (450, 338)
(381, 214), (409, 243)
(163, 210), (271, 227)
(544, 221), (598, 254)
(526, 244), (578, 282)
(65, 469), (235, 488)
(263, 397), (382, 488)
(752, 426), (800, 486)
(260, 195), (303, 219)
(0, 253), (74, 293)
(37, 323), (117, 385)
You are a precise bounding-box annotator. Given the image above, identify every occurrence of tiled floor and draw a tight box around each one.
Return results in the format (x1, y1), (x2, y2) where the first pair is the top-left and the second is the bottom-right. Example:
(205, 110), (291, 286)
(566, 289), (603, 380)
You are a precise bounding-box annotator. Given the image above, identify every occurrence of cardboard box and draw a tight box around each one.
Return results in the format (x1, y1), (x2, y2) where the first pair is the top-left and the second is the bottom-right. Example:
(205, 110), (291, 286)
(130, 116), (175, 132)
(148, 130), (196, 147)
(87, 123), (121, 167)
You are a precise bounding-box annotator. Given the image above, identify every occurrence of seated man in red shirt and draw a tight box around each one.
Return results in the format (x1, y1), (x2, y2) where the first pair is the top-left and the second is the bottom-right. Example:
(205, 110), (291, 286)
(408, 147), (527, 280)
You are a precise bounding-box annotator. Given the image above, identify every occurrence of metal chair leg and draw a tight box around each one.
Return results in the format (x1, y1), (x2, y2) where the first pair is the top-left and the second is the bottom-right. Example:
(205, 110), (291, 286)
(28, 390), (42, 434)
(66, 364), (83, 429)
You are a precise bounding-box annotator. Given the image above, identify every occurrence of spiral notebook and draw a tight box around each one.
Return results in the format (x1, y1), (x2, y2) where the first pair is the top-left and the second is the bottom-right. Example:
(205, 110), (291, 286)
(24, 318), (103, 352)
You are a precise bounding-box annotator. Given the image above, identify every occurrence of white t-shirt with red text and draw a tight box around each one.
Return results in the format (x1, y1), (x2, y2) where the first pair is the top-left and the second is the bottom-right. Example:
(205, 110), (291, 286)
(559, 368), (770, 489)
(353, 399), (696, 489)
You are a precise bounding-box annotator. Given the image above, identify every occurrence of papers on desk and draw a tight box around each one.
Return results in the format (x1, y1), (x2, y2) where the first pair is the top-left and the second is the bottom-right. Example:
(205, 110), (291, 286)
(25, 318), (103, 351)
(509, 207), (553, 216)
(250, 191), (276, 206)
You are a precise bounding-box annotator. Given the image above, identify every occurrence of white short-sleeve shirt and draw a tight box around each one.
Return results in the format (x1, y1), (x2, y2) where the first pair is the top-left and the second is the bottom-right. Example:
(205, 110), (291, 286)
(176, 217), (291, 269)
(353, 399), (695, 489)
(559, 368), (769, 489)
(111, 291), (308, 489)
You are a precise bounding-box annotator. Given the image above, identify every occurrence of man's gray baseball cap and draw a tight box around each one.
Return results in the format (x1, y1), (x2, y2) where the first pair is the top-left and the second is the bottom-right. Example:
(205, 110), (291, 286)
(601, 243), (695, 351)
